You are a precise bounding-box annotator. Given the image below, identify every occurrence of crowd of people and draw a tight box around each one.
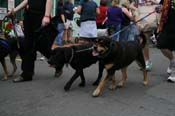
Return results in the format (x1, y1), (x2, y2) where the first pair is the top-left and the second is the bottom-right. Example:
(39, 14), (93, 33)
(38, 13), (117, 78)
(3, 0), (175, 83)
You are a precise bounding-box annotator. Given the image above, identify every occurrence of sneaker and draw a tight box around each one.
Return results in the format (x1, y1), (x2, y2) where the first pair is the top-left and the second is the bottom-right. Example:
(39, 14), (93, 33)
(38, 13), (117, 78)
(167, 60), (175, 83)
(167, 67), (172, 74)
(146, 60), (152, 71)
(167, 69), (175, 83)
(39, 56), (45, 61)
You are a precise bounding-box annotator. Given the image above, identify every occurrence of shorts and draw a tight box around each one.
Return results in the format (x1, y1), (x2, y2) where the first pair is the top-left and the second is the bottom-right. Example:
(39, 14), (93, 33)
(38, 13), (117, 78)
(137, 5), (158, 32)
(65, 19), (73, 29)
(79, 21), (97, 38)
(157, 31), (175, 51)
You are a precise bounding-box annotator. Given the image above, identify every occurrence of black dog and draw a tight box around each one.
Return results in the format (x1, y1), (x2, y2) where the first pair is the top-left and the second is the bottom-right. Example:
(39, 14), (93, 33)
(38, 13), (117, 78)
(48, 43), (104, 91)
(92, 33), (148, 97)
(0, 37), (23, 80)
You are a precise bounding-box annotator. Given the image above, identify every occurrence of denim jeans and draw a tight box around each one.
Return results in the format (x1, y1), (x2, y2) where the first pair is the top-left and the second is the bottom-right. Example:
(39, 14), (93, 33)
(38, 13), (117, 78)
(120, 26), (130, 43)
(120, 23), (139, 43)
(109, 24), (121, 41)
(55, 23), (64, 45)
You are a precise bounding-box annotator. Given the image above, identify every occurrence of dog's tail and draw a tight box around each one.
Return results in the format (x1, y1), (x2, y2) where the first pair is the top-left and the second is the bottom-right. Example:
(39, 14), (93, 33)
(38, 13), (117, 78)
(138, 31), (147, 48)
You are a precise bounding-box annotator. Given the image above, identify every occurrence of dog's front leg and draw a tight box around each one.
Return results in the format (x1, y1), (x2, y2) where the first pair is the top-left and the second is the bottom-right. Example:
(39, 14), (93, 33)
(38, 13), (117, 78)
(117, 67), (127, 88)
(93, 61), (104, 86)
(92, 75), (109, 97)
(109, 73), (116, 90)
(142, 69), (148, 86)
(92, 69), (115, 97)
(1, 59), (8, 81)
(79, 70), (86, 87)
(64, 70), (80, 91)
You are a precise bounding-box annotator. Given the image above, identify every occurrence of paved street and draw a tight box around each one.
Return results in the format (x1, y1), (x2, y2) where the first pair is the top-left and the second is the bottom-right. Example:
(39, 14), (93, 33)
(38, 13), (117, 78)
(0, 47), (175, 116)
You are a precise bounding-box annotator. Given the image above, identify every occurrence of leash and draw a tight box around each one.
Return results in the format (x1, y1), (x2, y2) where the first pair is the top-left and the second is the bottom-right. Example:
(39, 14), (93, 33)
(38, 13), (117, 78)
(66, 46), (94, 67)
(110, 10), (156, 39)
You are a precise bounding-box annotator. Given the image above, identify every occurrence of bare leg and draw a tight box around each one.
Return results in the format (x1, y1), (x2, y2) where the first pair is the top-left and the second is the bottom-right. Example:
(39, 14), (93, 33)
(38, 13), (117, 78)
(1, 59), (8, 80)
(161, 49), (174, 61)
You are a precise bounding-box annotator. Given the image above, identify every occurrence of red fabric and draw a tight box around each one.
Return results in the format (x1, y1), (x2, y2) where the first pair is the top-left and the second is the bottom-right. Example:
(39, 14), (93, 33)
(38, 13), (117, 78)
(6, 23), (13, 30)
(4, 23), (13, 39)
(4, 33), (10, 39)
(96, 5), (107, 24)
(159, 0), (170, 31)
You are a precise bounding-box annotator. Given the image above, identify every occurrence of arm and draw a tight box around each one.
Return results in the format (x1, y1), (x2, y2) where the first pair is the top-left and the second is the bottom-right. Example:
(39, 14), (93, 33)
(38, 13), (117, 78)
(96, 7), (100, 15)
(61, 14), (66, 23)
(129, 2), (137, 11)
(76, 5), (82, 14)
(42, 0), (52, 26)
(8, 0), (28, 14)
(122, 7), (133, 20)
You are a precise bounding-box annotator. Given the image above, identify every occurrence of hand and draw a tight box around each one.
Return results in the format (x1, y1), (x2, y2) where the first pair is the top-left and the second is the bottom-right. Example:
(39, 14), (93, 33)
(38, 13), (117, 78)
(65, 10), (70, 14)
(42, 16), (50, 26)
(7, 8), (15, 16)
(63, 23), (67, 29)
(155, 6), (161, 13)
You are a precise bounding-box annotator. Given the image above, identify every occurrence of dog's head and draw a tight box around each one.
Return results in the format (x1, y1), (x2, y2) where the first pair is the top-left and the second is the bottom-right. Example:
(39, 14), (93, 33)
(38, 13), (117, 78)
(48, 47), (70, 69)
(92, 36), (114, 57)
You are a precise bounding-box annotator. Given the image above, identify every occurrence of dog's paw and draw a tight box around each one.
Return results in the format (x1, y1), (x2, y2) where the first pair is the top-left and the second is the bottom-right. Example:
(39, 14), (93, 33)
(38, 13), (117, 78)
(92, 89), (101, 97)
(109, 84), (116, 90)
(117, 81), (125, 88)
(143, 81), (148, 86)
(1, 78), (8, 81)
(79, 82), (85, 87)
(64, 85), (70, 91)
(92, 81), (99, 86)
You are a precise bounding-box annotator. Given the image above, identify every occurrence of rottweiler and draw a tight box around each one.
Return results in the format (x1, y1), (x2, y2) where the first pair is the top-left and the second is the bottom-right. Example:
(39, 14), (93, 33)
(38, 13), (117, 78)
(92, 33), (148, 97)
(48, 43), (104, 91)
(0, 37), (23, 80)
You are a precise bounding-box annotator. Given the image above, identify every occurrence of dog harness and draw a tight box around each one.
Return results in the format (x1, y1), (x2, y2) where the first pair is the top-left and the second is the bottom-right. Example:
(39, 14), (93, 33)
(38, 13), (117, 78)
(66, 46), (94, 67)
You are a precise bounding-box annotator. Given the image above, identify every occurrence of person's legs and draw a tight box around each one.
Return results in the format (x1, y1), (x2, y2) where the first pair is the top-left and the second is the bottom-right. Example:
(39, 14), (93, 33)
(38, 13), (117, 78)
(161, 49), (175, 76)
(62, 29), (67, 44)
(13, 34), (36, 82)
(119, 26), (130, 43)
(110, 24), (121, 41)
(67, 20), (73, 43)
(157, 28), (175, 82)
(67, 28), (73, 43)
(161, 49), (174, 61)
(13, 14), (42, 82)
(143, 32), (152, 71)
(55, 23), (64, 46)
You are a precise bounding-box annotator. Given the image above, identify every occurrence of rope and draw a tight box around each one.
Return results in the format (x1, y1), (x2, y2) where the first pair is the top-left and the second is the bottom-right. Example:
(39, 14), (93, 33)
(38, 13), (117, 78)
(110, 10), (156, 39)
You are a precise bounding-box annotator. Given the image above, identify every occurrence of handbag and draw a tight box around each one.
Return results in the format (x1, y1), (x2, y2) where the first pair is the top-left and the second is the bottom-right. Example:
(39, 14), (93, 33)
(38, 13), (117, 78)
(14, 24), (24, 38)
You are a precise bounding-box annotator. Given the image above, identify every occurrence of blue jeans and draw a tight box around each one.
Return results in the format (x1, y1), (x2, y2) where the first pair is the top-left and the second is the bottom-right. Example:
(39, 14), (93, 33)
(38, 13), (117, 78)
(108, 24), (121, 41)
(55, 23), (64, 45)
(120, 23), (139, 43)
(120, 26), (130, 43)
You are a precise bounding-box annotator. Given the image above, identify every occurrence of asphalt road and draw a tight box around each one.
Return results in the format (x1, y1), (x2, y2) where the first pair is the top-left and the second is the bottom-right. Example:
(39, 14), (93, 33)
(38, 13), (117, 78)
(0, 48), (175, 116)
